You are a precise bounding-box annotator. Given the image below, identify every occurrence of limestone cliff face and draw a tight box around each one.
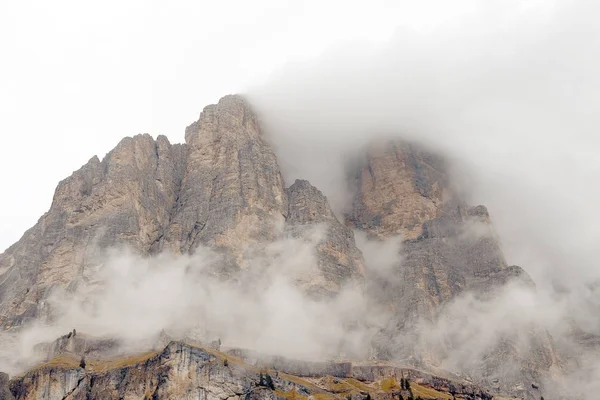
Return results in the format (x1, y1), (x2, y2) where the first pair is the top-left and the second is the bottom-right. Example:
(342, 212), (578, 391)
(163, 95), (288, 260)
(375, 205), (528, 325)
(286, 180), (364, 297)
(347, 141), (532, 321)
(0, 95), (363, 327)
(0, 134), (186, 327)
(347, 141), (449, 241)
(11, 343), (254, 400)
(346, 140), (559, 398)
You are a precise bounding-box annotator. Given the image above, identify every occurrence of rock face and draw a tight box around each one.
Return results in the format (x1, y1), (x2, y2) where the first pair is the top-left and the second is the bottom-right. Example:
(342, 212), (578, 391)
(0, 133), (187, 327)
(163, 96), (288, 261)
(0, 372), (15, 400)
(285, 180), (364, 297)
(347, 141), (533, 323)
(347, 141), (449, 241)
(225, 347), (353, 378)
(0, 95), (363, 328)
(33, 330), (120, 363)
(10, 343), (253, 400)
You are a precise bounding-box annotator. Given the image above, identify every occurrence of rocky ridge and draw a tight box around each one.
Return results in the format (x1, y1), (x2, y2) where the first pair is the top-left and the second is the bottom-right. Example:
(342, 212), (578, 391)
(6, 340), (513, 400)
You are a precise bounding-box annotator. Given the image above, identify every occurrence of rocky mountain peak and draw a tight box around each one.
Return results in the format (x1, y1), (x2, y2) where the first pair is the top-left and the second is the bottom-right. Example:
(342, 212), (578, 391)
(169, 94), (287, 258)
(184, 94), (256, 144)
(0, 94), (562, 399)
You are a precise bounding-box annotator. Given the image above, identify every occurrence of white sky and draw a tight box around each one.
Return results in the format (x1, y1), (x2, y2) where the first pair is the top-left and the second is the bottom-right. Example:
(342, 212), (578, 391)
(0, 0), (518, 251)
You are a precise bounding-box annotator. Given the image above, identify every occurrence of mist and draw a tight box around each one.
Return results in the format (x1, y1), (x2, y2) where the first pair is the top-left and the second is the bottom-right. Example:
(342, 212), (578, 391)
(0, 226), (385, 375)
(243, 0), (600, 396)
(248, 0), (600, 289)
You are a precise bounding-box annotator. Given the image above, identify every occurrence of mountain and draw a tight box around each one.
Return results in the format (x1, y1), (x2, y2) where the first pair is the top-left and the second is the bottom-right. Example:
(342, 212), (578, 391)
(0, 95), (561, 399)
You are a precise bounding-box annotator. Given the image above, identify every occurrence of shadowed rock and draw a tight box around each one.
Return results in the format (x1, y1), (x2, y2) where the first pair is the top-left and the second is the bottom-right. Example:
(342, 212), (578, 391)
(0, 373), (15, 400)
(286, 179), (365, 297)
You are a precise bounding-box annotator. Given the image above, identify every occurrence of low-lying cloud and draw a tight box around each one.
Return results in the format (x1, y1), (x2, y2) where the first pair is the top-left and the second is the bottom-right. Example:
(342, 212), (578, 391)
(247, 0), (600, 290)
(0, 226), (386, 374)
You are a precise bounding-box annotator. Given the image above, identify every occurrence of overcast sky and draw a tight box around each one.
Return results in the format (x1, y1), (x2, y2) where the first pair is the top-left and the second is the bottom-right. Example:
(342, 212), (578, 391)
(0, 0), (494, 251)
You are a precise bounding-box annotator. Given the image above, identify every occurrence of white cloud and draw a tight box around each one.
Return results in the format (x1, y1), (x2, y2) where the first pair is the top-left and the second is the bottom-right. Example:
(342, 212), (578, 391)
(0, 228), (383, 374)
(0, 0), (459, 252)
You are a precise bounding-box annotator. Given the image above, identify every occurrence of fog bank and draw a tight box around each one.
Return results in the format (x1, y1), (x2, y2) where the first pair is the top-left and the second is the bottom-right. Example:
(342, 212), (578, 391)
(248, 0), (600, 291)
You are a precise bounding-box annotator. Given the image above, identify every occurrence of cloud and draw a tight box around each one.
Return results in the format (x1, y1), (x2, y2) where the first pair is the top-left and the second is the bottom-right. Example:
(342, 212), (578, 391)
(0, 227), (384, 374)
(247, 0), (600, 288)
(242, 0), (600, 395)
(354, 230), (403, 283)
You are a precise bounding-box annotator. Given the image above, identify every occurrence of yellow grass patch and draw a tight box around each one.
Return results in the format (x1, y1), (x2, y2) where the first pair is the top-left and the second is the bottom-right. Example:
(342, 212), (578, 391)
(275, 388), (309, 400)
(279, 373), (322, 392)
(410, 382), (453, 400)
(343, 378), (374, 393)
(380, 377), (400, 392)
(311, 392), (341, 400)
(314, 377), (357, 394)
(86, 350), (161, 372)
(34, 354), (80, 370)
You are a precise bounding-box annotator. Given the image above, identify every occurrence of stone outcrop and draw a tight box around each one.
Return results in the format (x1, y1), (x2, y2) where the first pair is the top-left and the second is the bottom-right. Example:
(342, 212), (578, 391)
(225, 347), (496, 398)
(33, 330), (120, 362)
(285, 180), (364, 297)
(0, 373), (15, 400)
(226, 347), (353, 378)
(6, 341), (504, 400)
(11, 343), (256, 400)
